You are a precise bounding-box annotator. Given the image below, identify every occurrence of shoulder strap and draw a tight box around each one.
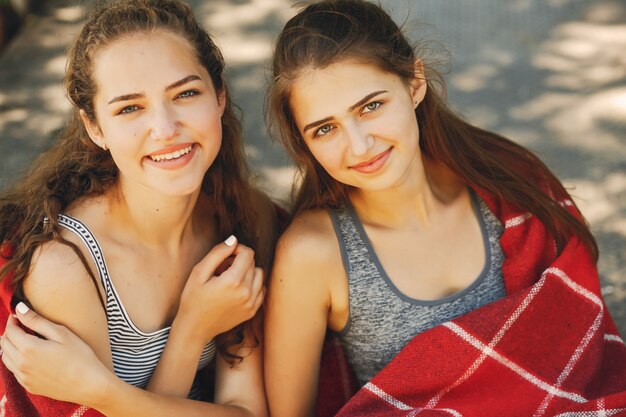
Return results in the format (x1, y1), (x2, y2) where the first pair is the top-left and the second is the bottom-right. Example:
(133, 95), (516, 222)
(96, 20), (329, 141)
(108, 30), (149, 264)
(56, 214), (112, 294)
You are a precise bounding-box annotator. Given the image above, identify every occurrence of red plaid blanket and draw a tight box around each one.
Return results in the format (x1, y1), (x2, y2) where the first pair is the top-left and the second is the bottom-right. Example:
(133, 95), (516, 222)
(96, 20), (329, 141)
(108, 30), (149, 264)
(333, 189), (626, 416)
(0, 243), (103, 417)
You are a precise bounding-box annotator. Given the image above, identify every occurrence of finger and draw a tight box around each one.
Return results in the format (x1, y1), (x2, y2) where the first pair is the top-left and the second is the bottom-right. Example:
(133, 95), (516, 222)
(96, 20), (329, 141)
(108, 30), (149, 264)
(1, 349), (18, 376)
(1, 314), (17, 349)
(4, 317), (49, 354)
(1, 332), (21, 374)
(250, 267), (264, 298)
(240, 260), (256, 290)
(246, 268), (265, 318)
(219, 244), (255, 284)
(13, 302), (64, 342)
(252, 286), (266, 316)
(192, 235), (238, 280)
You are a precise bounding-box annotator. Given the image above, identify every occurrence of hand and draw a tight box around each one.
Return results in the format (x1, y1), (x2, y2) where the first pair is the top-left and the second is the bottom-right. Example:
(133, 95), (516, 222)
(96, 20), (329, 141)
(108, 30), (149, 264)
(0, 303), (111, 406)
(175, 236), (265, 345)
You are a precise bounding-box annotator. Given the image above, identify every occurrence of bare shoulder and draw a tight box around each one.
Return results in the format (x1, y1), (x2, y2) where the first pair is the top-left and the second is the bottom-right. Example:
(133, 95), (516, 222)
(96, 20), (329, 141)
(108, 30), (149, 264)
(278, 209), (339, 254)
(272, 208), (343, 293)
(24, 239), (111, 366)
(267, 208), (348, 336)
(25, 239), (99, 299)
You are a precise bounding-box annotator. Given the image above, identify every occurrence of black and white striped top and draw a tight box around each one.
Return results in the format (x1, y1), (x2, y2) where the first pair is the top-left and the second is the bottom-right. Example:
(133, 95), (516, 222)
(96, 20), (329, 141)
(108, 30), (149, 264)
(57, 214), (216, 397)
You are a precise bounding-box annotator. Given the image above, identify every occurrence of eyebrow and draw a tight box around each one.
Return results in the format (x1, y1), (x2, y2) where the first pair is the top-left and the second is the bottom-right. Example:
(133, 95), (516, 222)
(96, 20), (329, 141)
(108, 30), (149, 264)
(107, 75), (202, 104)
(349, 90), (387, 111)
(166, 75), (201, 91)
(107, 93), (143, 105)
(302, 90), (388, 133)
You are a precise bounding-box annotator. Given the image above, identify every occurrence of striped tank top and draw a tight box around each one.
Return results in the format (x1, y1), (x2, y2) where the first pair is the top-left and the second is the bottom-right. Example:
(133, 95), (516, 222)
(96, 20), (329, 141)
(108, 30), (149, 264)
(58, 214), (216, 399)
(330, 190), (506, 386)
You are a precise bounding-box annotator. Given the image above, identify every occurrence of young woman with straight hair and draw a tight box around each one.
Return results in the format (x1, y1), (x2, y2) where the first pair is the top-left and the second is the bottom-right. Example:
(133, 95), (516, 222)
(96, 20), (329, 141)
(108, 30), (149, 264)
(263, 1), (625, 416)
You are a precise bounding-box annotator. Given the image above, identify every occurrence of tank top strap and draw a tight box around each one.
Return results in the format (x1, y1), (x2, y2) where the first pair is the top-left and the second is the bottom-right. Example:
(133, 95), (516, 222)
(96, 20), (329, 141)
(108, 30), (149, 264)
(329, 205), (358, 275)
(328, 204), (379, 284)
(55, 214), (113, 295)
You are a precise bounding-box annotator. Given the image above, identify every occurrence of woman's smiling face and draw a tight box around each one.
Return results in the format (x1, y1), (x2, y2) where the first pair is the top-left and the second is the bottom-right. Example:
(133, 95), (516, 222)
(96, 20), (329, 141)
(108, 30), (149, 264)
(289, 59), (426, 193)
(82, 30), (225, 197)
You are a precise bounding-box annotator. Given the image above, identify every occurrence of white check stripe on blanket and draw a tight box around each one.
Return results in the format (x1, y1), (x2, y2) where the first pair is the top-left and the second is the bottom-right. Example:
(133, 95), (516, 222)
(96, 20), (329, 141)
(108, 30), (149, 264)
(359, 264), (611, 415)
(363, 383), (463, 417)
(335, 189), (626, 417)
(605, 334), (625, 344)
(534, 268), (606, 416)
(554, 409), (626, 417)
(72, 406), (90, 417)
(444, 322), (587, 404)
(425, 273), (548, 409)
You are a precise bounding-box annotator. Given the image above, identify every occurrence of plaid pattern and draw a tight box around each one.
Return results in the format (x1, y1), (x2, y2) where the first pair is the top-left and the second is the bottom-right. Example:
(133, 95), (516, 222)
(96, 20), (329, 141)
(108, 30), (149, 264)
(334, 188), (626, 417)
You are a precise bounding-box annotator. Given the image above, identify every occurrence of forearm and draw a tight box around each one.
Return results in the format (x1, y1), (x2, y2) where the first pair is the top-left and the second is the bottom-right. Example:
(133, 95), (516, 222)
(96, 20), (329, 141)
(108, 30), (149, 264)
(265, 349), (320, 417)
(146, 320), (212, 397)
(91, 372), (257, 417)
(264, 298), (326, 416)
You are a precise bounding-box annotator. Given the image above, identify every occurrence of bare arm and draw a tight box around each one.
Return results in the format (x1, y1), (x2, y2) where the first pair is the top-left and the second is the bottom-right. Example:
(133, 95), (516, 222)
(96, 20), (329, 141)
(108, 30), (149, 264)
(214, 323), (267, 415)
(264, 212), (339, 417)
(0, 238), (267, 416)
(1, 301), (267, 417)
(146, 239), (264, 398)
(145, 189), (278, 398)
(22, 241), (113, 370)
(100, 323), (267, 417)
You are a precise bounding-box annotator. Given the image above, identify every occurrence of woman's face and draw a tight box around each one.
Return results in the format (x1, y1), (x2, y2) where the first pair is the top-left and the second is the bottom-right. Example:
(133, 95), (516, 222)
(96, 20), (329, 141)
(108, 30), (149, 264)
(289, 59), (426, 193)
(82, 30), (225, 197)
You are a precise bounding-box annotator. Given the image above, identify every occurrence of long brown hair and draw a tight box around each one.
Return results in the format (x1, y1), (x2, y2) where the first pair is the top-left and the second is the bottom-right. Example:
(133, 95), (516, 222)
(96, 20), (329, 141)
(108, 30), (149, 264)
(0, 0), (266, 362)
(266, 0), (597, 260)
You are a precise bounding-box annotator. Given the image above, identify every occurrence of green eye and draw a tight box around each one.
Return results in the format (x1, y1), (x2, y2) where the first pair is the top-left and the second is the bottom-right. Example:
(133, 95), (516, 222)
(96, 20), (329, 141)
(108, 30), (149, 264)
(363, 102), (381, 113)
(118, 105), (139, 115)
(177, 90), (199, 99)
(315, 125), (333, 137)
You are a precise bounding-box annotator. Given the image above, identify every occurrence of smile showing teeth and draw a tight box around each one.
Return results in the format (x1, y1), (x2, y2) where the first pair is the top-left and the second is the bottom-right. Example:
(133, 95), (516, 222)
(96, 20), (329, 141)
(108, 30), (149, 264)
(149, 145), (193, 162)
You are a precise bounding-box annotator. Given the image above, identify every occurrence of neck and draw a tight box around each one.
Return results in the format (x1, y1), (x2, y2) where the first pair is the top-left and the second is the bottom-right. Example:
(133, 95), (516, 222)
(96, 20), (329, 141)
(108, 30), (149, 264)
(107, 179), (208, 248)
(350, 157), (465, 229)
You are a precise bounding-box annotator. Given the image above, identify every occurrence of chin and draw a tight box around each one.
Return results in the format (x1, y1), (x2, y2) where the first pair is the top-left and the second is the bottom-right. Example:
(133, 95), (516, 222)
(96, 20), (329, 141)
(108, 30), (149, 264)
(156, 179), (204, 197)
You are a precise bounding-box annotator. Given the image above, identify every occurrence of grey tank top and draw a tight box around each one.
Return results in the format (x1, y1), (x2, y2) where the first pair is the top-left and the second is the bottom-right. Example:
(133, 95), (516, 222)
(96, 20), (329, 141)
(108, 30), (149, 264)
(329, 191), (505, 386)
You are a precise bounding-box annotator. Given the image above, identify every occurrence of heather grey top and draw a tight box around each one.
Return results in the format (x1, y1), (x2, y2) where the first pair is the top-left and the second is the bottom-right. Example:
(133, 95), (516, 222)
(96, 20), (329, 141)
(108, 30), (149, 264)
(329, 190), (505, 386)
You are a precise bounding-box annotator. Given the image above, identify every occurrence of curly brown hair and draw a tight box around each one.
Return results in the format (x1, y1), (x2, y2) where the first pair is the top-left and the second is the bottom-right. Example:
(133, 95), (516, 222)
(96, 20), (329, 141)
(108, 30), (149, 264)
(0, 0), (268, 364)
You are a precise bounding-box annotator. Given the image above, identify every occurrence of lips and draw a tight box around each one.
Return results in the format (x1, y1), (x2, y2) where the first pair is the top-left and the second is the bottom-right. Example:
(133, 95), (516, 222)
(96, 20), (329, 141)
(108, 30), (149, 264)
(349, 147), (392, 174)
(147, 143), (195, 161)
(144, 143), (197, 170)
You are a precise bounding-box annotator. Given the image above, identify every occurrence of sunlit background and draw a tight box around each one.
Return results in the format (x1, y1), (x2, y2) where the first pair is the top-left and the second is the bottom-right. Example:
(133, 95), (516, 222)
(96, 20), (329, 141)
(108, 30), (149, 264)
(0, 0), (624, 334)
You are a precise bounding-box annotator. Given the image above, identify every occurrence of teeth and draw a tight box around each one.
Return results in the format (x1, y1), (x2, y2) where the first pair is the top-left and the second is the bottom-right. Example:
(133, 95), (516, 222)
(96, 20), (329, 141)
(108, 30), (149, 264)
(150, 145), (192, 162)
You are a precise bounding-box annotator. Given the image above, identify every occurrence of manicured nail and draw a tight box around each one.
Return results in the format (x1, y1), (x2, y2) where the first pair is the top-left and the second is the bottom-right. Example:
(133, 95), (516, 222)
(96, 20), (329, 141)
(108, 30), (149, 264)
(224, 235), (237, 247)
(16, 302), (29, 314)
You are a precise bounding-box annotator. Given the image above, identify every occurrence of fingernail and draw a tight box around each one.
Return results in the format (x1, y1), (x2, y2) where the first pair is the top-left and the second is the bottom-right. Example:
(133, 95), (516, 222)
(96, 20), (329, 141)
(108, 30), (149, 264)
(16, 302), (29, 315)
(224, 235), (237, 247)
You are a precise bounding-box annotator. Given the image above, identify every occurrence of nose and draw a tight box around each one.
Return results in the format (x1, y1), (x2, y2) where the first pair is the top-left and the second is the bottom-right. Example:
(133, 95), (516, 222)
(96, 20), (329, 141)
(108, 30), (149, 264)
(345, 121), (374, 157)
(150, 102), (179, 142)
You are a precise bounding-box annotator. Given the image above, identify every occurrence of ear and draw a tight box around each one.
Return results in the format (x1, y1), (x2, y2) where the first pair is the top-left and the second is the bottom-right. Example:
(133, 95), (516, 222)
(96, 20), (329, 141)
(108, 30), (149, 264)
(217, 88), (227, 117)
(79, 109), (106, 150)
(409, 59), (427, 109)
